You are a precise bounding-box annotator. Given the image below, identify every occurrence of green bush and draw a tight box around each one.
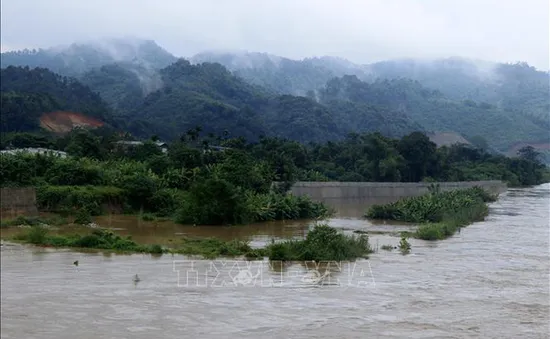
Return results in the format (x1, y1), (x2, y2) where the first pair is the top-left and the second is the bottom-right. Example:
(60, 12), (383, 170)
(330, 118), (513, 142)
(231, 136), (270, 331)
(266, 224), (373, 261)
(74, 209), (93, 224)
(174, 237), (254, 259)
(26, 225), (48, 244)
(174, 178), (248, 225)
(36, 185), (125, 215)
(147, 188), (184, 217)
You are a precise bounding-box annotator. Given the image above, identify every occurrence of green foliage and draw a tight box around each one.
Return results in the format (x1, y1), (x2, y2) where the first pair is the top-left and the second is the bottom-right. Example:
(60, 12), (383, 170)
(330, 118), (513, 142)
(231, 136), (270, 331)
(243, 191), (331, 223)
(265, 224), (373, 261)
(74, 209), (93, 225)
(0, 66), (114, 130)
(175, 178), (247, 225)
(15, 227), (167, 254)
(36, 185), (125, 215)
(1, 128), (544, 227)
(174, 237), (256, 259)
(365, 186), (496, 223)
(366, 187), (495, 240)
(26, 225), (49, 244)
(398, 236), (411, 255)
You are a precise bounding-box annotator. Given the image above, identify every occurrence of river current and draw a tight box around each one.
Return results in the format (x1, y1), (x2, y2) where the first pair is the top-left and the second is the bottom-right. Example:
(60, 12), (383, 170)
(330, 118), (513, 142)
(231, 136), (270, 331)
(1, 184), (549, 338)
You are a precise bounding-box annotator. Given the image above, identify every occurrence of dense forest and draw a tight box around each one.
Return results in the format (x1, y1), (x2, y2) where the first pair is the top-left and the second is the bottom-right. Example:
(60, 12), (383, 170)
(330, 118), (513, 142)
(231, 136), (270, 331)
(1, 38), (548, 163)
(0, 66), (117, 133)
(0, 63), (421, 143)
(2, 128), (548, 188)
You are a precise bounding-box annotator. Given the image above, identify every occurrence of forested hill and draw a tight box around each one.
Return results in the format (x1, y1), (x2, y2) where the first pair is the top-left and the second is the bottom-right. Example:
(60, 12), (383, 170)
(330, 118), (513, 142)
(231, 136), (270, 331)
(191, 52), (549, 121)
(192, 51), (549, 154)
(190, 51), (371, 96)
(0, 66), (118, 133)
(118, 59), (420, 141)
(2, 40), (548, 159)
(0, 60), (420, 142)
(318, 75), (549, 151)
(0, 38), (177, 77)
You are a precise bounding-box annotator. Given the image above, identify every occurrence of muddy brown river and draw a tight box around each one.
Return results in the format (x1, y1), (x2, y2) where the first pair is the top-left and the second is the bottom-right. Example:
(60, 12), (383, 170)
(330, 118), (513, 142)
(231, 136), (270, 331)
(1, 184), (549, 338)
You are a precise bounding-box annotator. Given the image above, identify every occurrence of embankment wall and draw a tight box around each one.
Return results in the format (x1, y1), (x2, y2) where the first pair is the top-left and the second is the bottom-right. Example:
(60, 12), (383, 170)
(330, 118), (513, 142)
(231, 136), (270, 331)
(0, 187), (38, 218)
(290, 180), (507, 202)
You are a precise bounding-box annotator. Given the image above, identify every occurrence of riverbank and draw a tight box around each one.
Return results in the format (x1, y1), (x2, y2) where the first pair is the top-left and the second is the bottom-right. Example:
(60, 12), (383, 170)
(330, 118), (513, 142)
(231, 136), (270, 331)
(365, 186), (498, 240)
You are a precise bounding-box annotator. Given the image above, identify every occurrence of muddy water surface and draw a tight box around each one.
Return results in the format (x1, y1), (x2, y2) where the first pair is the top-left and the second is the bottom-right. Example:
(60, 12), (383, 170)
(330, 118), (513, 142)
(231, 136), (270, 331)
(1, 185), (549, 338)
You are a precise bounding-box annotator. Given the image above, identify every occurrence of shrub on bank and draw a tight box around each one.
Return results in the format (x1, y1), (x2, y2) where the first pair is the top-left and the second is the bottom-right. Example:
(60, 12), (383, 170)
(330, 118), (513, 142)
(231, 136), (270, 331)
(36, 185), (125, 215)
(174, 177), (331, 225)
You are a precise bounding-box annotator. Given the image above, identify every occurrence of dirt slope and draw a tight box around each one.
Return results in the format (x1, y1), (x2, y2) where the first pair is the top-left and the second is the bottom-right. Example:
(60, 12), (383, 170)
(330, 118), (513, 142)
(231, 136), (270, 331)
(39, 111), (104, 133)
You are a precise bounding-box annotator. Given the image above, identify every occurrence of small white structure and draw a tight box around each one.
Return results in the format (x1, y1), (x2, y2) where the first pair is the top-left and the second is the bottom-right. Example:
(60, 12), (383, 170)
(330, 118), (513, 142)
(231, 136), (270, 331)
(0, 148), (68, 158)
(114, 140), (168, 153)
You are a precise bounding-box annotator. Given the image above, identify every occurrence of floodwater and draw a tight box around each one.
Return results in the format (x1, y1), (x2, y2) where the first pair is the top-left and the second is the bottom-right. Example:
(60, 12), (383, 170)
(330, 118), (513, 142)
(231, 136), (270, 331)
(1, 184), (549, 338)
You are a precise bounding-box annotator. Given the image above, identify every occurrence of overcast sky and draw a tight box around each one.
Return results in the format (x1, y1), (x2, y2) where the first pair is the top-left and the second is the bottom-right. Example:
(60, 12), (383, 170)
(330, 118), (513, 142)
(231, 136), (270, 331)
(1, 0), (548, 69)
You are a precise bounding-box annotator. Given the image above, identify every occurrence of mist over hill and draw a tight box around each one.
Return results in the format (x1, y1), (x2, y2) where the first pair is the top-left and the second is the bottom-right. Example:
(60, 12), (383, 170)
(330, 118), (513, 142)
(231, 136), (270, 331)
(1, 38), (176, 75)
(1, 38), (548, 161)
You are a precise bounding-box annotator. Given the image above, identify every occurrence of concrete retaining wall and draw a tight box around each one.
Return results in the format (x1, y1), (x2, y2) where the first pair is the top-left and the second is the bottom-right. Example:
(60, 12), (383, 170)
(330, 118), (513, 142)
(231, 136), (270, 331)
(0, 187), (38, 218)
(290, 180), (507, 202)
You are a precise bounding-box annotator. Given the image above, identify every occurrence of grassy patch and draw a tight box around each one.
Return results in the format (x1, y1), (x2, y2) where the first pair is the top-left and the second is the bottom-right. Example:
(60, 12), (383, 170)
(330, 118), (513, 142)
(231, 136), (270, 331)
(172, 237), (265, 259)
(0, 215), (68, 228)
(13, 227), (165, 254)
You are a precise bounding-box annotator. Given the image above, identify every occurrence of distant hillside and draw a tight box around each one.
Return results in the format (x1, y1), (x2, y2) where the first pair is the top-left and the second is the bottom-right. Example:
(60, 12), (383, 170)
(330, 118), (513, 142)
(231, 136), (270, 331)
(79, 63), (161, 112)
(367, 58), (550, 120)
(191, 51), (371, 96)
(118, 59), (419, 141)
(191, 51), (549, 153)
(1, 38), (177, 76)
(0, 66), (114, 133)
(193, 52), (549, 119)
(318, 75), (548, 151)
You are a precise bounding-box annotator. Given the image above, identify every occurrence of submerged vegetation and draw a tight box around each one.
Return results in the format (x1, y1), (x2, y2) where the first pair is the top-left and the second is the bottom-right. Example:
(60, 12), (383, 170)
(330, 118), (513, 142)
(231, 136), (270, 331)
(399, 236), (412, 255)
(365, 187), (498, 240)
(8, 223), (372, 262)
(265, 224), (373, 262)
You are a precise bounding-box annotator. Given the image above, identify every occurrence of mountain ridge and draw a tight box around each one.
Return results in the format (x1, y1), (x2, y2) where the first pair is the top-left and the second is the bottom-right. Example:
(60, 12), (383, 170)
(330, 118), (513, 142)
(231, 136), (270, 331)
(1, 38), (548, 160)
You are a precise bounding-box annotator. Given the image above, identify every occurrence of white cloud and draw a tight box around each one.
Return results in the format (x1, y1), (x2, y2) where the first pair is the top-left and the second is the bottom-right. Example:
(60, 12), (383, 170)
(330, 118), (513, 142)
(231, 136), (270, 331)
(1, 0), (548, 69)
